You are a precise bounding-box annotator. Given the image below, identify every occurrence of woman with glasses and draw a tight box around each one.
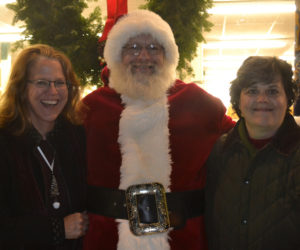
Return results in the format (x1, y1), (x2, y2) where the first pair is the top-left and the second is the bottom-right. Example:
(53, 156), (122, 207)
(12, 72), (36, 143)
(205, 56), (300, 250)
(0, 44), (88, 250)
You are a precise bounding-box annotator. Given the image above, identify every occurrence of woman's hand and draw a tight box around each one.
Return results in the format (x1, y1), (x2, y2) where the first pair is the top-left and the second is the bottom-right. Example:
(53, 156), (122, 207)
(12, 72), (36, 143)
(64, 212), (89, 239)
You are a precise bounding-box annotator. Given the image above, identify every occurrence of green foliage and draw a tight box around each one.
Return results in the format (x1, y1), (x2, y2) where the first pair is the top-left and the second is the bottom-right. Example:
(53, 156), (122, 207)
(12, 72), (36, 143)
(7, 0), (104, 86)
(143, 0), (213, 79)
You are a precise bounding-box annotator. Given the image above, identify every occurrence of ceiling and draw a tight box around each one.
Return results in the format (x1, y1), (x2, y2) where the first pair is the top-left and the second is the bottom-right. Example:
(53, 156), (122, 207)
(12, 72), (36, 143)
(199, 0), (295, 105)
(0, 0), (295, 106)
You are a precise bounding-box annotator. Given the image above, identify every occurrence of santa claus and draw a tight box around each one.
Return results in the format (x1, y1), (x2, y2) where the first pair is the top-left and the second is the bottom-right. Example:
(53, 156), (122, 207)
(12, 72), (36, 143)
(83, 9), (234, 250)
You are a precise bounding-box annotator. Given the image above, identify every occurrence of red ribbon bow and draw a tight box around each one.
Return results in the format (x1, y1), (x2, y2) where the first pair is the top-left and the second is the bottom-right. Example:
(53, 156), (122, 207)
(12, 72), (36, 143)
(99, 0), (128, 42)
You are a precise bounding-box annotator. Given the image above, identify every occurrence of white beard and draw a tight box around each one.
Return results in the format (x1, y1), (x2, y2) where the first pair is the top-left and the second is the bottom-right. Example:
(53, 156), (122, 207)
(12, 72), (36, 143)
(110, 61), (175, 250)
(109, 63), (176, 101)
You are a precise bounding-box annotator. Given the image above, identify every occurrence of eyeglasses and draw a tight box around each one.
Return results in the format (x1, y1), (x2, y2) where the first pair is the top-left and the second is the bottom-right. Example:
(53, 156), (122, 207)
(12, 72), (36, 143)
(122, 43), (164, 56)
(28, 79), (68, 90)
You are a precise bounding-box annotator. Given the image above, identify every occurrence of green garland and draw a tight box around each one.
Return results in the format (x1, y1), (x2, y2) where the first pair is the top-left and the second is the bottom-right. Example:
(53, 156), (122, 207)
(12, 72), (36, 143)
(7, 0), (213, 84)
(143, 0), (213, 79)
(7, 0), (104, 86)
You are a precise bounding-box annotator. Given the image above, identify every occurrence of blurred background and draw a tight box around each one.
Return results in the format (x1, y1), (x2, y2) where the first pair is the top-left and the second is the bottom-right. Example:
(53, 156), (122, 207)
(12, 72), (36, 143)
(0, 0), (295, 110)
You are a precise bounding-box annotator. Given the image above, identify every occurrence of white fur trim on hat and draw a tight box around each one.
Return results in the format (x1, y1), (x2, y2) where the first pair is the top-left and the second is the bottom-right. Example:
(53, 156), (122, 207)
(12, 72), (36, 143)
(104, 9), (179, 71)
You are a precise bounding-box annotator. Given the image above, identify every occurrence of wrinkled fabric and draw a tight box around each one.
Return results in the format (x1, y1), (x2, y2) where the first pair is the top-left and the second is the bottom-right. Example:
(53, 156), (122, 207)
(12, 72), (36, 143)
(205, 114), (300, 250)
(0, 119), (87, 250)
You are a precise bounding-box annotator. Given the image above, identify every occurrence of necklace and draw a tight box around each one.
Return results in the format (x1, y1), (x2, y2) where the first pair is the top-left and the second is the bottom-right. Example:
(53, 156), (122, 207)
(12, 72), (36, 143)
(37, 146), (60, 209)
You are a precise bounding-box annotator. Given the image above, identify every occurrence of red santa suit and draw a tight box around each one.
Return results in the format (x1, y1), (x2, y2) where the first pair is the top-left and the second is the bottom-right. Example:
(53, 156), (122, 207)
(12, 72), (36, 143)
(83, 80), (234, 250)
(83, 9), (234, 250)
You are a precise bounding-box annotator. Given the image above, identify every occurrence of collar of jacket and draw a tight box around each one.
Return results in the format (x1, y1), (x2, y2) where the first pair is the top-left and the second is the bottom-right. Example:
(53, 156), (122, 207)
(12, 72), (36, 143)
(222, 113), (300, 156)
(0, 116), (66, 149)
(26, 116), (66, 148)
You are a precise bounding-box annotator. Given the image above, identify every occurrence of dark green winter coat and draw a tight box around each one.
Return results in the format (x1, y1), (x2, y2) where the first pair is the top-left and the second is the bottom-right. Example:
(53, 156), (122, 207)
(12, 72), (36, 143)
(205, 114), (300, 250)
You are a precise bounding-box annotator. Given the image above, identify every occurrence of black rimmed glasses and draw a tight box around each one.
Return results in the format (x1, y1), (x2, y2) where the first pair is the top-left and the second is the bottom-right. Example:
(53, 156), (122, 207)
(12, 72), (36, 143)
(122, 43), (164, 56)
(28, 79), (68, 90)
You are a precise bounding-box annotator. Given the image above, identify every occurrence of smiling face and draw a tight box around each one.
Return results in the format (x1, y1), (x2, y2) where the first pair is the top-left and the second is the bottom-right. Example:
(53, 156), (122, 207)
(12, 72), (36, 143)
(239, 80), (288, 139)
(121, 34), (164, 82)
(109, 33), (174, 100)
(26, 57), (68, 137)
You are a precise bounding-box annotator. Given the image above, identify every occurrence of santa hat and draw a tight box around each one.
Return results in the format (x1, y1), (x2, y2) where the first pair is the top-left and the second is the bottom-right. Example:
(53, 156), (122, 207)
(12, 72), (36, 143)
(104, 9), (179, 71)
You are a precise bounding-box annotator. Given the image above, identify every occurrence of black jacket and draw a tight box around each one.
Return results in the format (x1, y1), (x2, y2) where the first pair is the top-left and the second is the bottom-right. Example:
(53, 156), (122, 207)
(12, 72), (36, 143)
(0, 119), (86, 250)
(205, 114), (300, 250)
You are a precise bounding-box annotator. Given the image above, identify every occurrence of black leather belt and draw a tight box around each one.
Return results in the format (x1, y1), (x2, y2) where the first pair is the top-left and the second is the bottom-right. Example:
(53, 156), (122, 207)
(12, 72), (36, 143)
(87, 184), (204, 230)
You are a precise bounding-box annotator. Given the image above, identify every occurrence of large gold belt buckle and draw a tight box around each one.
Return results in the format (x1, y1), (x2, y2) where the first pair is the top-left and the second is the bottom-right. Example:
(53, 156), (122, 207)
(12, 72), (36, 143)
(125, 182), (170, 236)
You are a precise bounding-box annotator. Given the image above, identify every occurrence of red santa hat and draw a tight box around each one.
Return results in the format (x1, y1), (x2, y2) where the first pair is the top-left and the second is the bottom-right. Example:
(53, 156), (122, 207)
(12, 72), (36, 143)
(103, 9), (179, 71)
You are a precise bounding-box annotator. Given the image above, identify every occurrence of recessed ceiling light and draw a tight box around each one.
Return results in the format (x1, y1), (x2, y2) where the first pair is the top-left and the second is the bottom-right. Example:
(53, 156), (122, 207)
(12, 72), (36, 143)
(0, 0), (16, 5)
(208, 1), (295, 15)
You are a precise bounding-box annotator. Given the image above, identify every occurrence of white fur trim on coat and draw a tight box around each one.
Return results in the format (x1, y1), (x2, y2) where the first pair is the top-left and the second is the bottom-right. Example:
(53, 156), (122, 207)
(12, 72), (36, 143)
(104, 9), (179, 72)
(117, 94), (172, 250)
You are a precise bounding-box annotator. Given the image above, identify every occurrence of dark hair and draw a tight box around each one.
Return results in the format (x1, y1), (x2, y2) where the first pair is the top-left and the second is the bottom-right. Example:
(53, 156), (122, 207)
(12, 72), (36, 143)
(0, 44), (82, 135)
(230, 56), (298, 117)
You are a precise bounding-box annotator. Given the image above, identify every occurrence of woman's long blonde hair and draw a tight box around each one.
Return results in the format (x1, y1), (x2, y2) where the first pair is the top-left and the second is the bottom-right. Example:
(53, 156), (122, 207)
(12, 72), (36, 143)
(0, 44), (82, 135)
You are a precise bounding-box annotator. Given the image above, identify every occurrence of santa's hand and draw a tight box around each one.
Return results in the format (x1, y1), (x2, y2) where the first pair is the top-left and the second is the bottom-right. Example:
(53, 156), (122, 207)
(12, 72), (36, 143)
(64, 212), (89, 239)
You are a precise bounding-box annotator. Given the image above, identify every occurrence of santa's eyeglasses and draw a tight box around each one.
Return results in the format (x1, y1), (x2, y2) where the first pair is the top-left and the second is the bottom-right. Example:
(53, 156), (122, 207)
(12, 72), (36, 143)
(122, 43), (163, 56)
